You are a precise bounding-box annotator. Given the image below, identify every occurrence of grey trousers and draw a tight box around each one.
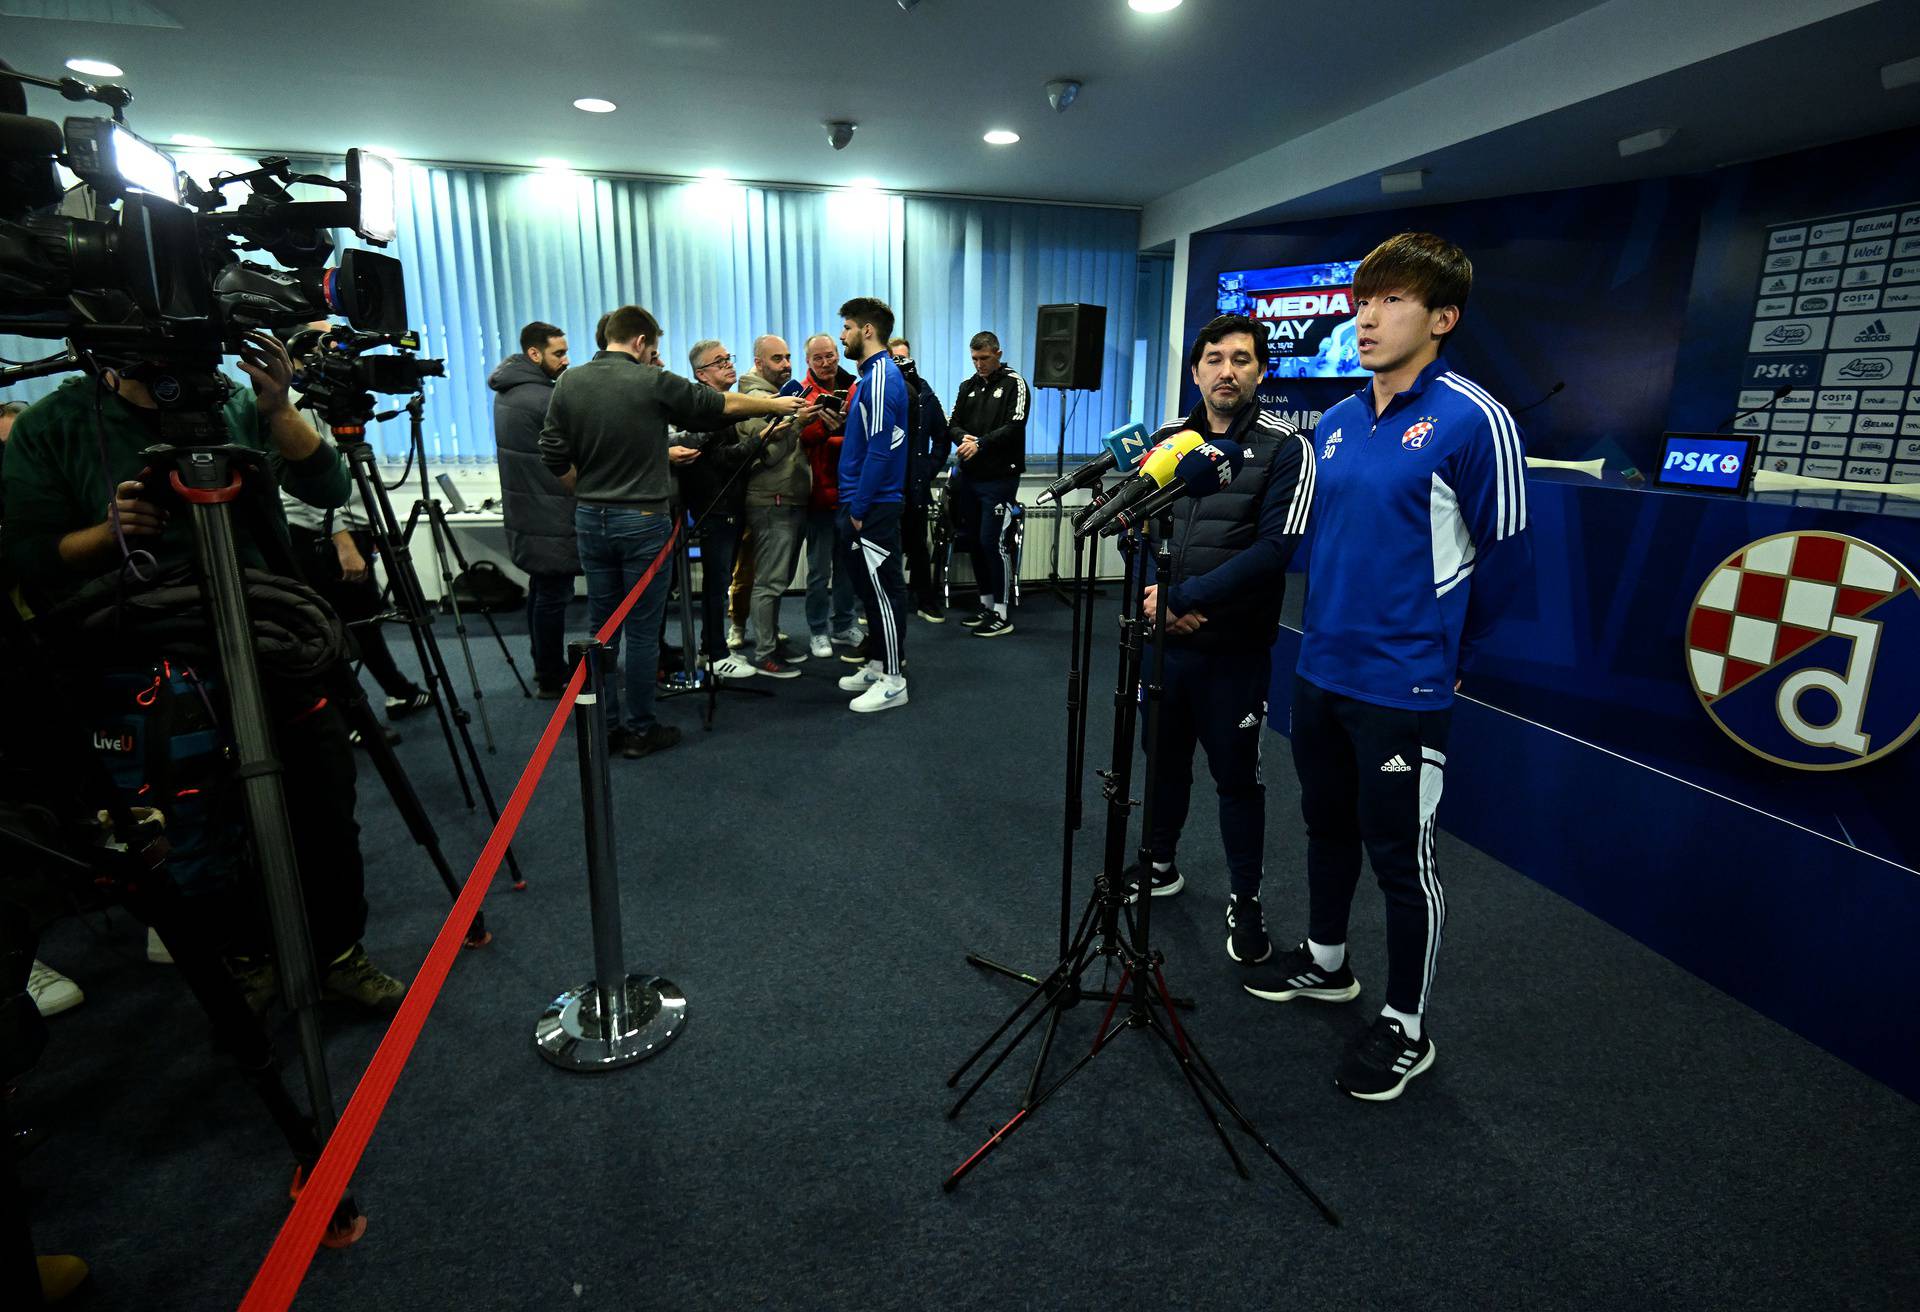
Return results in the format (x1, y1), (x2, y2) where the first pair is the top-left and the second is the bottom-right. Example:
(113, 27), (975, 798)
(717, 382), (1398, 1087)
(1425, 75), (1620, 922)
(747, 502), (805, 660)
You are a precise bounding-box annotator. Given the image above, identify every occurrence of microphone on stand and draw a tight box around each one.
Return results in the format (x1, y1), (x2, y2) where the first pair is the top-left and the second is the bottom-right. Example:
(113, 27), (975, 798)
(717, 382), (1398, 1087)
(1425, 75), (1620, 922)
(1714, 383), (1792, 433)
(1071, 431), (1203, 536)
(1034, 422), (1150, 505)
(1095, 439), (1247, 538)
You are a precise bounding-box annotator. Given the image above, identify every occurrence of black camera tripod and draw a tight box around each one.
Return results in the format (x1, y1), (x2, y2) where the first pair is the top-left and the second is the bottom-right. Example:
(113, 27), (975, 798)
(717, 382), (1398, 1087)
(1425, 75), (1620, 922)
(658, 516), (772, 730)
(942, 510), (1338, 1225)
(326, 402), (529, 892)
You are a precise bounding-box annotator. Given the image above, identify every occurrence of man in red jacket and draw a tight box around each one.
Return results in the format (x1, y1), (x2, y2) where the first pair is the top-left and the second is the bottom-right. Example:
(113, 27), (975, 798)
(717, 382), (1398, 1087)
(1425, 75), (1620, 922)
(797, 332), (860, 658)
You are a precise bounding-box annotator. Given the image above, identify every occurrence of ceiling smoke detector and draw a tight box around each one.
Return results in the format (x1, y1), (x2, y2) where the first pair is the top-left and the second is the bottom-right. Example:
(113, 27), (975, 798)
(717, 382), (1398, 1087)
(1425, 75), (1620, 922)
(1046, 79), (1081, 113)
(826, 120), (857, 151)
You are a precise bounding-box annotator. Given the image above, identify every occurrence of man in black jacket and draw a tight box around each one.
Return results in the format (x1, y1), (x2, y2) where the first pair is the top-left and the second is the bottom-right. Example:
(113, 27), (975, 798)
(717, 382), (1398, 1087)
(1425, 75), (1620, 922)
(491, 321), (577, 697)
(946, 331), (1028, 636)
(887, 337), (950, 622)
(1133, 315), (1316, 973)
(676, 339), (771, 679)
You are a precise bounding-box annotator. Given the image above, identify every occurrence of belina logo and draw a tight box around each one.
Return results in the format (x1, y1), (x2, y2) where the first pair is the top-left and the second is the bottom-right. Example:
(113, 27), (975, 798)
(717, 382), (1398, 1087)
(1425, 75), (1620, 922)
(1684, 532), (1920, 770)
(1401, 418), (1435, 450)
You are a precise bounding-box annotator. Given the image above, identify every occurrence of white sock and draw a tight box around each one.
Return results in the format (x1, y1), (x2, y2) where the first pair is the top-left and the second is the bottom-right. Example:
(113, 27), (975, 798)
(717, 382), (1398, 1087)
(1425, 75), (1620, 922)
(979, 593), (992, 609)
(1307, 939), (1344, 971)
(1152, 860), (1173, 872)
(884, 672), (906, 690)
(1381, 1005), (1422, 1041)
(864, 659), (882, 673)
(994, 602), (1009, 619)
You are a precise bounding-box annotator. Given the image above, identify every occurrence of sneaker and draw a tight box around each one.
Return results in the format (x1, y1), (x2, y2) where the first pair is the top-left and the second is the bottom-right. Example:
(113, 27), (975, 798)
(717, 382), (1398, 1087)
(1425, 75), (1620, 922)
(837, 662), (882, 692)
(620, 724), (681, 757)
(754, 657), (802, 680)
(322, 944), (406, 1013)
(227, 956), (279, 1017)
(960, 608), (994, 628)
(831, 626), (864, 647)
(916, 605), (945, 623)
(1122, 860), (1184, 901)
(973, 613), (1014, 638)
(726, 622), (745, 650)
(534, 676), (568, 700)
(840, 636), (871, 664)
(808, 634), (834, 659)
(772, 642), (809, 664)
(1242, 942), (1361, 1004)
(1335, 1015), (1436, 1101)
(606, 726), (634, 755)
(347, 725), (402, 749)
(711, 655), (757, 680)
(849, 676), (909, 713)
(384, 687), (434, 720)
(27, 960), (83, 1016)
(1225, 894), (1271, 965)
(146, 926), (173, 965)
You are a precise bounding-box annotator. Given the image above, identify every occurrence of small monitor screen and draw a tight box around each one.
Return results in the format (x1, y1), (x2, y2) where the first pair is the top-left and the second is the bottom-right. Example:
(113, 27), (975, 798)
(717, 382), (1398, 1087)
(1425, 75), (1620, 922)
(1216, 259), (1364, 379)
(1655, 433), (1756, 494)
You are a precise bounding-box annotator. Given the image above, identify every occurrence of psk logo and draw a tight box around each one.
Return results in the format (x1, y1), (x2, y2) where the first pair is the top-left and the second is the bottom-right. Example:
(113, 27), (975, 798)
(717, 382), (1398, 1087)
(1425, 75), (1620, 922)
(1685, 531), (1920, 770)
(1319, 427), (1343, 460)
(1401, 418), (1435, 450)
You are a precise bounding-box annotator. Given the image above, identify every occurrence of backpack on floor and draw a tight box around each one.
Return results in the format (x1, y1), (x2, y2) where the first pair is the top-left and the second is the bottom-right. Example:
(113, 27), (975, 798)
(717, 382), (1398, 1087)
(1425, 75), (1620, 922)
(447, 560), (526, 613)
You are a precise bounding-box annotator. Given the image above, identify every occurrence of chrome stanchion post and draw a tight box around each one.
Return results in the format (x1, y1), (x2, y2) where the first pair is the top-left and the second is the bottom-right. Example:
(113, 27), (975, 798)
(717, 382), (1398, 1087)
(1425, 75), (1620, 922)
(533, 639), (687, 1071)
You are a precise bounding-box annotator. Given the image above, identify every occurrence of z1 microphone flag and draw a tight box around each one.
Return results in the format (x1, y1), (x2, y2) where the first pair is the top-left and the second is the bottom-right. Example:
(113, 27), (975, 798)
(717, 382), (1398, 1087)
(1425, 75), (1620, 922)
(1034, 422), (1150, 505)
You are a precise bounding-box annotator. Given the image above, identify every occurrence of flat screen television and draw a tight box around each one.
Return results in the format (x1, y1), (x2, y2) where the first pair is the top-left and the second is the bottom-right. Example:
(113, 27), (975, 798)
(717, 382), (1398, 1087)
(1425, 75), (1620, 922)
(1216, 259), (1365, 379)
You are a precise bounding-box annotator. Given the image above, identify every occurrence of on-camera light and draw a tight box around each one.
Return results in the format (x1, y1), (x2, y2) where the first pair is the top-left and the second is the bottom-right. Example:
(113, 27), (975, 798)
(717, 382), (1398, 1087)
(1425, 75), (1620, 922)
(348, 149), (397, 244)
(63, 118), (180, 203)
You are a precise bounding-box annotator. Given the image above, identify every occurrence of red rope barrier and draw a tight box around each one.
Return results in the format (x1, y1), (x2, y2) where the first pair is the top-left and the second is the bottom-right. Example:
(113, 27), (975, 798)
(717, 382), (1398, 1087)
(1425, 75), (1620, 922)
(239, 522), (680, 1311)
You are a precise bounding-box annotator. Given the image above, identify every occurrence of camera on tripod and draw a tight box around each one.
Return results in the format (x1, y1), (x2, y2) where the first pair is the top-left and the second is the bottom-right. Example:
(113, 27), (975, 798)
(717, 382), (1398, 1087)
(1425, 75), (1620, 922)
(0, 62), (407, 384)
(286, 326), (446, 429)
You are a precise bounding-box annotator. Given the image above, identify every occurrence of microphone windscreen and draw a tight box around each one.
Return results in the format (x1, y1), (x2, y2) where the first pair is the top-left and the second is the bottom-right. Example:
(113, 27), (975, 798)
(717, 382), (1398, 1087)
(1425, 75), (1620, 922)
(776, 376), (805, 397)
(1138, 431), (1203, 486)
(1100, 422), (1149, 470)
(1174, 439), (1246, 494)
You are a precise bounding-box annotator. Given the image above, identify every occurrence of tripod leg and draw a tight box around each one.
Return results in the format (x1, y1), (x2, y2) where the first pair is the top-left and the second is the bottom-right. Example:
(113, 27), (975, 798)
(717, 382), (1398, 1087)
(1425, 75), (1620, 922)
(424, 504), (499, 753)
(948, 899), (1103, 1091)
(1019, 997), (1063, 1111)
(1141, 1008), (1250, 1179)
(943, 1013), (1128, 1193)
(431, 504), (532, 698)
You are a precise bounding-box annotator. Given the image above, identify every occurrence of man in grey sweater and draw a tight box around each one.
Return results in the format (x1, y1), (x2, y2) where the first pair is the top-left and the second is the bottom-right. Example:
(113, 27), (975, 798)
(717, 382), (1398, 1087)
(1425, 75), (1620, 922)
(539, 304), (801, 756)
(736, 334), (818, 676)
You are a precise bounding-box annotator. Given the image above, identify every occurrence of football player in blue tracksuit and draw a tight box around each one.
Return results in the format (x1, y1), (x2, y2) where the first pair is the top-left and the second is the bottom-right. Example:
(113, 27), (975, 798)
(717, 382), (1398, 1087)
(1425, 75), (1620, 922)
(833, 297), (914, 713)
(1243, 233), (1532, 1102)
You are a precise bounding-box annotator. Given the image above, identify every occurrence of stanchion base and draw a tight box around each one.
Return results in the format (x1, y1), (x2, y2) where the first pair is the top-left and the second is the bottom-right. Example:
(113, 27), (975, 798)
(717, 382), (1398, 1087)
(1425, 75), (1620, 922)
(533, 974), (687, 1071)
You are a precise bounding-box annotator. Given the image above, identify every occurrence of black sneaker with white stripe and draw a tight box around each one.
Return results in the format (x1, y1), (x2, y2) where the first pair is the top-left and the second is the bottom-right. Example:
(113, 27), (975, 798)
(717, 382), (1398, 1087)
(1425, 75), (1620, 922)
(1121, 860), (1183, 901)
(973, 613), (1014, 638)
(1242, 942), (1360, 1003)
(1335, 1014), (1435, 1101)
(959, 608), (994, 628)
(1225, 894), (1270, 965)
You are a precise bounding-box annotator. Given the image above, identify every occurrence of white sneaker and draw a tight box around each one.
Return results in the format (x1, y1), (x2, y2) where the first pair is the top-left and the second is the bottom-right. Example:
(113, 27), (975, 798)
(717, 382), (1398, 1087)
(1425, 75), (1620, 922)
(837, 660), (883, 693)
(831, 626), (864, 647)
(146, 926), (173, 965)
(711, 655), (756, 680)
(849, 675), (908, 713)
(28, 959), (84, 1016)
(809, 634), (833, 659)
(726, 623), (745, 650)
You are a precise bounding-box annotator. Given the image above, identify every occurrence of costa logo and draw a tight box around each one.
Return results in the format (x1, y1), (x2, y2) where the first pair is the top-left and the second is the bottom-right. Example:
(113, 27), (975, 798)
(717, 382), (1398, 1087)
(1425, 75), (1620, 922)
(1401, 419), (1434, 450)
(1685, 532), (1920, 770)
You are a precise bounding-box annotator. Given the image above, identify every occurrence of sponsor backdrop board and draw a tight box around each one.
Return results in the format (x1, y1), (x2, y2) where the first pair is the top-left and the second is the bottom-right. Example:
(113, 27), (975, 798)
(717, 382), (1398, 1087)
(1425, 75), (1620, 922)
(1740, 205), (1920, 491)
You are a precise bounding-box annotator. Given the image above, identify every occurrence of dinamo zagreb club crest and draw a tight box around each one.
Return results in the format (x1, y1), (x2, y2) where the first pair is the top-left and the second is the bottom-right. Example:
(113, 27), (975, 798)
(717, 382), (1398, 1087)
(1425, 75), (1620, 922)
(1684, 531), (1920, 770)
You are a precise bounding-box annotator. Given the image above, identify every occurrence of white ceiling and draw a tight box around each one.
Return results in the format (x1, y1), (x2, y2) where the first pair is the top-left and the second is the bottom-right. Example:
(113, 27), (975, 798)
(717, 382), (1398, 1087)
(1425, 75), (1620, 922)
(2, 0), (1609, 204)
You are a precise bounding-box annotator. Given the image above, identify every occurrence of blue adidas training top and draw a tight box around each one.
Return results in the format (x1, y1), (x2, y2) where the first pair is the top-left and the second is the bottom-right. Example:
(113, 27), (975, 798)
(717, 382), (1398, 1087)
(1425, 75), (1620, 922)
(839, 348), (910, 521)
(1297, 355), (1532, 711)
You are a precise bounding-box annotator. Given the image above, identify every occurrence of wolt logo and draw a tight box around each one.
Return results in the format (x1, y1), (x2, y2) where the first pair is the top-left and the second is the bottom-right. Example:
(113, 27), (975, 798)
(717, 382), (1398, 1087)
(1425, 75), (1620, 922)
(1684, 532), (1920, 770)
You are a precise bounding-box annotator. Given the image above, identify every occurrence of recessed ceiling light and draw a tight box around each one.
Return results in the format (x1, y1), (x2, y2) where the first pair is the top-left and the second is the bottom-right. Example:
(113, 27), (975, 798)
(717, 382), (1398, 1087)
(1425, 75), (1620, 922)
(1128, 0), (1182, 12)
(573, 97), (617, 114)
(65, 58), (123, 77)
(983, 129), (1020, 146)
(534, 157), (573, 172)
(169, 133), (212, 148)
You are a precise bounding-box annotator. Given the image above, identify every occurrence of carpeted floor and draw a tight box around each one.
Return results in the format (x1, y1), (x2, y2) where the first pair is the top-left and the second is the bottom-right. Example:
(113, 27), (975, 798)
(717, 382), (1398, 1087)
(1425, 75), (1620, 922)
(16, 591), (1919, 1310)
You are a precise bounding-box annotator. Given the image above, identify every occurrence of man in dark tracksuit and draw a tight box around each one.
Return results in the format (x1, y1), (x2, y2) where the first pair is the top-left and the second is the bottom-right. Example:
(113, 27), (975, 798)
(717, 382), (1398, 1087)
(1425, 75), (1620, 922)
(1135, 315), (1315, 976)
(887, 338), (951, 621)
(675, 338), (767, 680)
(946, 331), (1028, 636)
(1245, 233), (1531, 1103)
(491, 321), (577, 696)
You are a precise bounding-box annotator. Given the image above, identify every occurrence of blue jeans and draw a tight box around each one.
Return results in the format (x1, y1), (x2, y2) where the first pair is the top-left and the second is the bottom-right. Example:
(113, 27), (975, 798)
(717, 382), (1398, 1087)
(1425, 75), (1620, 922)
(524, 571), (576, 685)
(697, 512), (743, 660)
(575, 505), (673, 733)
(803, 506), (857, 637)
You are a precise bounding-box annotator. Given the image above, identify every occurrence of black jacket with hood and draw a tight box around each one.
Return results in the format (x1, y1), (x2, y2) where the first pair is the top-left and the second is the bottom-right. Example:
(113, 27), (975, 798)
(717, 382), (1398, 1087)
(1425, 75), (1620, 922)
(490, 353), (579, 575)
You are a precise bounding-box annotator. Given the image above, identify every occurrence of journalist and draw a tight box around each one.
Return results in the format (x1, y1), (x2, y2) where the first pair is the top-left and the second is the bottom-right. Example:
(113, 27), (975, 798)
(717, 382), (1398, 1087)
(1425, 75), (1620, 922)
(491, 320), (579, 698)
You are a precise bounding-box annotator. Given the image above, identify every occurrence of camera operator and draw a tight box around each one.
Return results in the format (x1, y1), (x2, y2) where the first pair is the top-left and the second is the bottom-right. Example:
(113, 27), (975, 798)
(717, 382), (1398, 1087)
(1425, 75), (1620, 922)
(1132, 315), (1315, 977)
(0, 333), (407, 1013)
(539, 305), (801, 758)
(946, 330), (1028, 637)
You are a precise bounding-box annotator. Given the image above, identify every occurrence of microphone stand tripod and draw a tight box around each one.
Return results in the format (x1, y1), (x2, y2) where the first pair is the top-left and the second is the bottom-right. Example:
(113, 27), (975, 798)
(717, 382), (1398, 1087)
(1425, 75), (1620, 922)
(392, 394), (532, 754)
(657, 513), (772, 731)
(943, 511), (1339, 1224)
